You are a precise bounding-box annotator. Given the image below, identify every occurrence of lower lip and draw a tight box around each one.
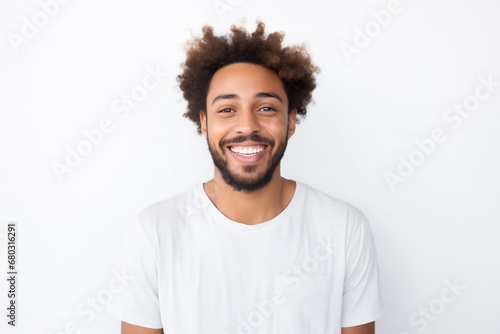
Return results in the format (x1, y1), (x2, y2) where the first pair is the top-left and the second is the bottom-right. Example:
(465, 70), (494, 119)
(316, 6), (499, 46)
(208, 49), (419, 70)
(228, 146), (267, 163)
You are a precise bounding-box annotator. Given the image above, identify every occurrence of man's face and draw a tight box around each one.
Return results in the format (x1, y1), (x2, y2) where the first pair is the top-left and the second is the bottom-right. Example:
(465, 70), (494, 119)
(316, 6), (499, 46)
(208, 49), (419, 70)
(200, 62), (297, 193)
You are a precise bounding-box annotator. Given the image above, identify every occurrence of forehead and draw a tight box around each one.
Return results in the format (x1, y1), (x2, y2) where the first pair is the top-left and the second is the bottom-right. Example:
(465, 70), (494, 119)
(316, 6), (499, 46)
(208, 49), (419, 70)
(207, 62), (287, 102)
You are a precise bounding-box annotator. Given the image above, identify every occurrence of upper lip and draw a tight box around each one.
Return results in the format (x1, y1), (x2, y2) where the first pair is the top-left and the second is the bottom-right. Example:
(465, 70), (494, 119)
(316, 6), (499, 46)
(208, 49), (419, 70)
(227, 141), (268, 148)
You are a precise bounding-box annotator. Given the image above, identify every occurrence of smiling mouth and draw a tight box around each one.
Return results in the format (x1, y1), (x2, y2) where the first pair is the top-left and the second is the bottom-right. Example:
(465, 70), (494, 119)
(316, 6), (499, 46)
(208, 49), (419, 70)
(228, 145), (267, 157)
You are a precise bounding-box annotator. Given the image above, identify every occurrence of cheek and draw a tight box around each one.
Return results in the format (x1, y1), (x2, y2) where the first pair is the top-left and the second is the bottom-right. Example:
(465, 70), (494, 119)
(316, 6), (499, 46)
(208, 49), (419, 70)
(209, 115), (231, 130)
(266, 120), (288, 138)
(206, 122), (229, 147)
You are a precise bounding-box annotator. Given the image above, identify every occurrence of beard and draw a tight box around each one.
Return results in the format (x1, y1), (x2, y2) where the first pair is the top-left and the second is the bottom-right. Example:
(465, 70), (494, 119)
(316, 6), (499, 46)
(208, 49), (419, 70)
(206, 123), (290, 194)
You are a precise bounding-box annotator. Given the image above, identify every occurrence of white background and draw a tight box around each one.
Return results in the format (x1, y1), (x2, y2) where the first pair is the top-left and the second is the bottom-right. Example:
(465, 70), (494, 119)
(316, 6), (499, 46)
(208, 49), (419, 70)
(1, 0), (499, 333)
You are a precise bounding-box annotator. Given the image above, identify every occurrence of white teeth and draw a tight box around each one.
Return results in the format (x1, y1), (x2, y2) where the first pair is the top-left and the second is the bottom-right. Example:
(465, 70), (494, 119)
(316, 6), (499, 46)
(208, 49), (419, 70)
(230, 146), (265, 156)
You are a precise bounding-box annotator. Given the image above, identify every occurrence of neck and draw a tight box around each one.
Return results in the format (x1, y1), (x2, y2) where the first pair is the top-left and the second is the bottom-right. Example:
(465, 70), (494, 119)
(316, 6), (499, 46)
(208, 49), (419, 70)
(203, 166), (296, 225)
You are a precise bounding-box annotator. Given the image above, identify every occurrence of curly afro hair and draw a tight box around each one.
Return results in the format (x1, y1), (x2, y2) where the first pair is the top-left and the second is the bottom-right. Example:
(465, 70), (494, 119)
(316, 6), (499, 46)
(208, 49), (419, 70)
(176, 20), (320, 135)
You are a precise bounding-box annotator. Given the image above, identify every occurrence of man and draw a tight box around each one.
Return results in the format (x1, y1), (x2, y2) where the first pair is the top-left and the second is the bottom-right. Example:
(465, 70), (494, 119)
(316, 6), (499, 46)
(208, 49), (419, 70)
(107, 20), (385, 334)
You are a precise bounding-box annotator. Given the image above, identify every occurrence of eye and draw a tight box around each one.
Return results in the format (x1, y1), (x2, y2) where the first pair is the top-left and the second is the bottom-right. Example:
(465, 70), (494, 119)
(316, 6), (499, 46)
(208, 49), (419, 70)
(258, 106), (277, 112)
(218, 108), (235, 113)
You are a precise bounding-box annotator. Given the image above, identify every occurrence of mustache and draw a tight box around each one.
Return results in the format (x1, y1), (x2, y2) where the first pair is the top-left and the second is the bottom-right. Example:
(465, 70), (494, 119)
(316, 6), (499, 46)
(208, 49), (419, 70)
(220, 134), (274, 148)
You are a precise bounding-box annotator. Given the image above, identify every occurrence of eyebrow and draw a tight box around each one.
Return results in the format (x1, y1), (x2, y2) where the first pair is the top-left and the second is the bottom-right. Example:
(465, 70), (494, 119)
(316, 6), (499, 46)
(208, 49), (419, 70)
(211, 92), (283, 106)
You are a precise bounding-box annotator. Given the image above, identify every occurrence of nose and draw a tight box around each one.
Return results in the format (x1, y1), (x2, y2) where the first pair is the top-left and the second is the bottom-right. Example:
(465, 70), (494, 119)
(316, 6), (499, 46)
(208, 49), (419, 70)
(234, 106), (261, 135)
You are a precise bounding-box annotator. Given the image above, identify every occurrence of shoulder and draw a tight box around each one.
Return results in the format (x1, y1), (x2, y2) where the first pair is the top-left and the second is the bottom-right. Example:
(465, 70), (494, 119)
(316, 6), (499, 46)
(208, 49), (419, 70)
(298, 181), (368, 234)
(299, 181), (366, 219)
(136, 183), (203, 231)
(298, 182), (378, 257)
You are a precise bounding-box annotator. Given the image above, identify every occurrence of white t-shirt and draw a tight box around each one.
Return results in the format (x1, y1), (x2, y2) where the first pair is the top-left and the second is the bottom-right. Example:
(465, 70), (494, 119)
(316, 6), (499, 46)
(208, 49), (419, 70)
(106, 181), (385, 333)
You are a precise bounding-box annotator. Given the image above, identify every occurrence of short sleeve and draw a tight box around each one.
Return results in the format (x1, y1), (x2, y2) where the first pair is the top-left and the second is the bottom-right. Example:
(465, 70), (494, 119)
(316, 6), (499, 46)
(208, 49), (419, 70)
(105, 215), (163, 329)
(342, 215), (385, 327)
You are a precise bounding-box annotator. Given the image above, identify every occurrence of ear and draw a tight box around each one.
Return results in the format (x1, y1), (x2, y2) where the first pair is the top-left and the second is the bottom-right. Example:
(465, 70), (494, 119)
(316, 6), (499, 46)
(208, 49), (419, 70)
(287, 109), (297, 140)
(199, 110), (207, 138)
